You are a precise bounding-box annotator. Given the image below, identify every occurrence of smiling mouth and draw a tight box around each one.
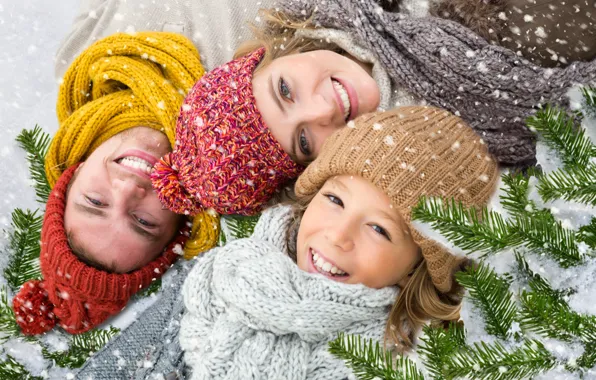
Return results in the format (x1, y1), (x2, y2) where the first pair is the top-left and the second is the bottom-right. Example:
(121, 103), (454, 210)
(332, 79), (351, 122)
(309, 248), (349, 278)
(116, 156), (153, 175)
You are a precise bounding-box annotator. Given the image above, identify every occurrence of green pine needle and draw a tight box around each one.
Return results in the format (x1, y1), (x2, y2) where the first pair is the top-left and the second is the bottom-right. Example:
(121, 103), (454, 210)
(3, 208), (43, 292)
(328, 333), (424, 380)
(220, 214), (260, 244)
(537, 164), (596, 206)
(134, 278), (162, 298)
(515, 211), (583, 267)
(456, 263), (518, 339)
(500, 170), (540, 217)
(41, 327), (120, 368)
(0, 286), (19, 343)
(577, 218), (596, 249)
(526, 105), (595, 168)
(0, 354), (43, 380)
(15, 126), (51, 204)
(572, 341), (596, 371)
(446, 339), (556, 380)
(412, 197), (518, 255)
(581, 86), (596, 118)
(417, 322), (466, 380)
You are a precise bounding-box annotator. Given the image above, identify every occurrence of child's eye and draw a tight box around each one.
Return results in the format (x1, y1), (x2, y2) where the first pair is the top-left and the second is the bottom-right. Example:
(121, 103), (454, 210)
(324, 193), (344, 207)
(371, 224), (391, 241)
(278, 77), (292, 100)
(85, 196), (104, 207)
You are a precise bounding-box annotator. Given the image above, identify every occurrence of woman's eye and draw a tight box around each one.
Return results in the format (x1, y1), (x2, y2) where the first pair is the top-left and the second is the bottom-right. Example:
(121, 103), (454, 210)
(278, 77), (292, 100)
(299, 130), (311, 156)
(85, 196), (104, 207)
(371, 225), (391, 241)
(324, 193), (344, 207)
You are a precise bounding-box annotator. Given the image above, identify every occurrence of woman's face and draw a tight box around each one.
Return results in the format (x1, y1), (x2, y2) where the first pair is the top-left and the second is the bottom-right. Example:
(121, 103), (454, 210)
(296, 175), (421, 289)
(252, 50), (380, 165)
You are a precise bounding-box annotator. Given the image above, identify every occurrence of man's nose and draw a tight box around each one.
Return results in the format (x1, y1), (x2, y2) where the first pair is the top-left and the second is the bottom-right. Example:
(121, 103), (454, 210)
(324, 220), (355, 252)
(112, 177), (146, 200)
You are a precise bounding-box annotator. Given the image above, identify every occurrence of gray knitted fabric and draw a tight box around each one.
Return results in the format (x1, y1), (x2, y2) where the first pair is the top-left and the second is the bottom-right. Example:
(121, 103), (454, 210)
(280, 0), (596, 166)
(180, 205), (398, 380)
(75, 259), (195, 380)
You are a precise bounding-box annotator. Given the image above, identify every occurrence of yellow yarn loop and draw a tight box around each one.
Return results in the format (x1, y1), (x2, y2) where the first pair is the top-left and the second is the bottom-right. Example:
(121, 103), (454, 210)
(48, 31), (218, 259)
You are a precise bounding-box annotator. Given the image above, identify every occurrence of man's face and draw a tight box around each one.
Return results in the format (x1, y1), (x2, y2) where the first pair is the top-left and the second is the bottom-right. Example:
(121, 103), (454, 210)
(64, 127), (182, 273)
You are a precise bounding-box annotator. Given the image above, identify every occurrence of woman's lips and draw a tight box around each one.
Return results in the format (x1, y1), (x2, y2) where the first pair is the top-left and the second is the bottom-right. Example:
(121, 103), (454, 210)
(116, 149), (159, 166)
(334, 77), (359, 121)
(307, 247), (350, 282)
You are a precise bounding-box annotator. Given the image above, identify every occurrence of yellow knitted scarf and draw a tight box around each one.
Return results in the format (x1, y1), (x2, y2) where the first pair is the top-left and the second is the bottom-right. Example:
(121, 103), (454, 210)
(48, 31), (218, 259)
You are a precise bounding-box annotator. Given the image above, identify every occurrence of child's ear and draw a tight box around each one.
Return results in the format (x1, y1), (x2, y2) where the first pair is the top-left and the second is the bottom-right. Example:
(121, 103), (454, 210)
(397, 275), (411, 288)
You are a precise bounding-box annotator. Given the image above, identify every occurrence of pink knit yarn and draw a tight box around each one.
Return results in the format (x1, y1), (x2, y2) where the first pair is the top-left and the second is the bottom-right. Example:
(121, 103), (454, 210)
(152, 48), (303, 216)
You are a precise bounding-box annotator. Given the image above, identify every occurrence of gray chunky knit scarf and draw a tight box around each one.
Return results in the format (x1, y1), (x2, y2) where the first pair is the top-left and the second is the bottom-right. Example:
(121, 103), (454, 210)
(280, 0), (596, 166)
(180, 205), (398, 380)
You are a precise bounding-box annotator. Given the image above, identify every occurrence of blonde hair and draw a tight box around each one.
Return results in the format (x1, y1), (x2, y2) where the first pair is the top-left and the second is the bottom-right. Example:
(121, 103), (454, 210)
(285, 194), (467, 353)
(234, 9), (343, 73)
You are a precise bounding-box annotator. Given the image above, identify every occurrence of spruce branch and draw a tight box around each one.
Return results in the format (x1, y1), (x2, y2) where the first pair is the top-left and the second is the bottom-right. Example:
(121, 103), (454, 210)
(573, 341), (596, 371)
(515, 211), (583, 267)
(581, 86), (596, 118)
(537, 164), (596, 206)
(3, 208), (43, 292)
(134, 278), (162, 298)
(456, 263), (517, 339)
(41, 327), (120, 368)
(577, 218), (596, 249)
(15, 126), (51, 204)
(412, 197), (518, 255)
(417, 322), (466, 380)
(446, 339), (557, 380)
(328, 333), (424, 380)
(0, 286), (19, 343)
(500, 170), (540, 217)
(0, 354), (43, 380)
(526, 105), (595, 168)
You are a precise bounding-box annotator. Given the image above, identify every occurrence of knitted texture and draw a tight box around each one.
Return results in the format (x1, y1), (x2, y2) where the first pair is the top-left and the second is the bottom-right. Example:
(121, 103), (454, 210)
(12, 165), (189, 335)
(295, 107), (499, 293)
(281, 0), (596, 167)
(151, 48), (303, 216)
(180, 205), (397, 380)
(48, 31), (218, 259)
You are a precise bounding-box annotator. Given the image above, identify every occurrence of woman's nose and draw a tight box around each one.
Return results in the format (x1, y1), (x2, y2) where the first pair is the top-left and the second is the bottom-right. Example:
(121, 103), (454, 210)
(301, 97), (336, 126)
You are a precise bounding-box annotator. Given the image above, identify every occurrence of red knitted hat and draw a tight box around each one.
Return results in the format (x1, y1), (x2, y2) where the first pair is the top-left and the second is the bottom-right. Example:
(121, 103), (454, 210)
(12, 165), (188, 335)
(151, 48), (304, 216)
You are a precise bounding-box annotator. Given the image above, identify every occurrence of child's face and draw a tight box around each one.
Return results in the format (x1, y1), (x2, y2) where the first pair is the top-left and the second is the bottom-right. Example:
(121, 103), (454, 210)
(296, 175), (422, 289)
(252, 50), (380, 165)
(64, 127), (181, 273)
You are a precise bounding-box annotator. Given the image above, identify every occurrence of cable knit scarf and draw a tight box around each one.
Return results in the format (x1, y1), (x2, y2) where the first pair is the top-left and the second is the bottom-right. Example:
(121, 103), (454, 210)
(280, 0), (596, 166)
(180, 205), (398, 380)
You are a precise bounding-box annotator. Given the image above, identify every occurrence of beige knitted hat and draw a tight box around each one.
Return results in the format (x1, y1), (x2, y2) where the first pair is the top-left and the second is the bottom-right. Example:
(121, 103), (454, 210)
(295, 106), (498, 293)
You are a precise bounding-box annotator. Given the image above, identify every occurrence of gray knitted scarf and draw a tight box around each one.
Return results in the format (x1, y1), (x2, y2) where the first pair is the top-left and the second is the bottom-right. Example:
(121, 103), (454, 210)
(180, 205), (398, 380)
(280, 0), (596, 166)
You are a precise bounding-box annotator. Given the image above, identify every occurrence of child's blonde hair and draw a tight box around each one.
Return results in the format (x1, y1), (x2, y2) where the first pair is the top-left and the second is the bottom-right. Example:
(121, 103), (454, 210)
(289, 107), (499, 351)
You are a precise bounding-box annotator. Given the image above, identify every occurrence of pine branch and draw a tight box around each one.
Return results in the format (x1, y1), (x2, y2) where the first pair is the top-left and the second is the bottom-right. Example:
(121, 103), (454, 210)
(412, 197), (519, 255)
(537, 164), (596, 206)
(417, 322), (466, 380)
(517, 255), (596, 345)
(134, 278), (162, 298)
(15, 126), (51, 204)
(500, 170), (540, 217)
(572, 341), (596, 371)
(581, 86), (596, 119)
(577, 217), (596, 249)
(526, 105), (595, 168)
(0, 354), (43, 380)
(446, 339), (557, 380)
(0, 286), (19, 343)
(328, 333), (424, 380)
(3, 208), (43, 292)
(455, 263), (518, 339)
(41, 327), (120, 368)
(515, 211), (583, 267)
(222, 215), (260, 240)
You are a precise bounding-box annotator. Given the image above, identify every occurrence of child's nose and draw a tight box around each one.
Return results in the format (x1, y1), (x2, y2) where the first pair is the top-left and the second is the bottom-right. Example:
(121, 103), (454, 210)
(324, 221), (355, 252)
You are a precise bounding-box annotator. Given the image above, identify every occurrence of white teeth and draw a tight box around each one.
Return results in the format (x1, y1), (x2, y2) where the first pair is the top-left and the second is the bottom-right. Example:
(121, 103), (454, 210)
(332, 80), (351, 121)
(311, 249), (346, 275)
(119, 157), (153, 174)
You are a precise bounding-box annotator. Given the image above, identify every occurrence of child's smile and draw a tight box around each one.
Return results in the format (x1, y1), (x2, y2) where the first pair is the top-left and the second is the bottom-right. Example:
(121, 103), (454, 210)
(307, 247), (350, 280)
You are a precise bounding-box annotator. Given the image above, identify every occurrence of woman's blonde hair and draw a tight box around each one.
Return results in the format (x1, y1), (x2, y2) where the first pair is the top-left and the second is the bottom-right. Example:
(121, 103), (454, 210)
(234, 9), (343, 73)
(285, 196), (467, 353)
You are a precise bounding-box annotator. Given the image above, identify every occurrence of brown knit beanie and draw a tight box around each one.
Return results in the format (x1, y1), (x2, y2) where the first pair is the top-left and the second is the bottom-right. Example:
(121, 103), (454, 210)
(295, 106), (499, 293)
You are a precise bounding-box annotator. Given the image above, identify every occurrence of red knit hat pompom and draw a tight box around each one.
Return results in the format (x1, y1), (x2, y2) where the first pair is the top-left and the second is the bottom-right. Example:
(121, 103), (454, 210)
(152, 153), (200, 215)
(12, 280), (57, 335)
